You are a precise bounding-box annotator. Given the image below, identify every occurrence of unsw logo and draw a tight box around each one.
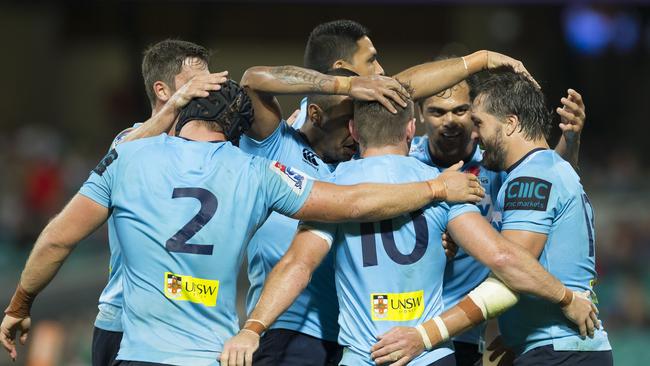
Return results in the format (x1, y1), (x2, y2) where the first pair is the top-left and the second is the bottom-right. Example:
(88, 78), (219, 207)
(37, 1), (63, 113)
(302, 148), (319, 167)
(271, 161), (307, 195)
(371, 290), (424, 321)
(164, 272), (220, 307)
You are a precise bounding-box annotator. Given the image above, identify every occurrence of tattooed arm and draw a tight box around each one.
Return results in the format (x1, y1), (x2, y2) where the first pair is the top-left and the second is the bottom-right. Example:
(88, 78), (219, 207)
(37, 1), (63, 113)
(240, 66), (407, 140)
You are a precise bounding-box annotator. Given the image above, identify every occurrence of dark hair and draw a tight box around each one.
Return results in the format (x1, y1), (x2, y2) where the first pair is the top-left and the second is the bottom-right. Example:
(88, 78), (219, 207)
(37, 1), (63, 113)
(469, 66), (552, 140)
(304, 20), (369, 73)
(353, 83), (414, 148)
(142, 39), (209, 106)
(307, 68), (359, 111)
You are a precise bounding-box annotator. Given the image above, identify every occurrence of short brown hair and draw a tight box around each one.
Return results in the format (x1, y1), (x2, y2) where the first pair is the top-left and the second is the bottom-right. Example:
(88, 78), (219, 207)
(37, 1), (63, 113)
(141, 39), (209, 106)
(353, 84), (414, 148)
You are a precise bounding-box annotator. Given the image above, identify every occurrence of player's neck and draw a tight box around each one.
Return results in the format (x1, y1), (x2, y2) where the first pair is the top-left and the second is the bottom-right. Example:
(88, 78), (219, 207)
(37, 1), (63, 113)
(361, 142), (409, 158)
(504, 137), (549, 171)
(300, 123), (326, 158)
(178, 122), (227, 142)
(427, 138), (476, 168)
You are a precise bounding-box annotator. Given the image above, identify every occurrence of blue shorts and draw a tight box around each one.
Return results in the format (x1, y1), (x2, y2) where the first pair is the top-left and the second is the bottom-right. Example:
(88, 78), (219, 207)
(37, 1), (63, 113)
(253, 328), (343, 366)
(92, 327), (122, 366)
(515, 345), (613, 366)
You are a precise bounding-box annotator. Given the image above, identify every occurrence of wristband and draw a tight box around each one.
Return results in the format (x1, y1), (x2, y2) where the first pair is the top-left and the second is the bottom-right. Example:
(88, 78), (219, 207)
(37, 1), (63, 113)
(559, 288), (574, 308)
(426, 180), (446, 201)
(461, 56), (469, 72)
(240, 328), (261, 337)
(243, 318), (267, 335)
(416, 324), (433, 350)
(432, 316), (450, 342)
(334, 76), (352, 95)
(4, 284), (35, 318)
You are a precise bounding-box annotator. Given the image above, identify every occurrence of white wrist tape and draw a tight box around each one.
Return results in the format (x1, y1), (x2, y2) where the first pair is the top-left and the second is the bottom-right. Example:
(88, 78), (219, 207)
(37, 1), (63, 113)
(467, 276), (519, 319)
(416, 324), (433, 350)
(432, 316), (450, 342)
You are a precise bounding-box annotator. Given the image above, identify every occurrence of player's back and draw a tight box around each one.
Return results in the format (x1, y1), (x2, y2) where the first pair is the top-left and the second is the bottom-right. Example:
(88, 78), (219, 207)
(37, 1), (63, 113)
(83, 134), (311, 366)
(310, 155), (477, 366)
(497, 149), (611, 355)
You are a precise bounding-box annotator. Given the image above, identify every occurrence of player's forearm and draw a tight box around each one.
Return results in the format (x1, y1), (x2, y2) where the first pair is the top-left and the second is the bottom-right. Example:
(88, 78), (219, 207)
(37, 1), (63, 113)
(554, 135), (580, 169)
(241, 66), (349, 96)
(121, 103), (179, 144)
(394, 50), (487, 100)
(299, 179), (445, 223)
(246, 256), (314, 330)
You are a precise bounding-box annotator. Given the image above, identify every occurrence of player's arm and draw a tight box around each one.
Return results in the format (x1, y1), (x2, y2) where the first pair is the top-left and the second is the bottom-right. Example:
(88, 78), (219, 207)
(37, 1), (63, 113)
(394, 50), (539, 101)
(240, 65), (408, 140)
(370, 214), (598, 365)
(1, 194), (109, 361)
(292, 161), (484, 223)
(221, 229), (330, 366)
(553, 88), (585, 169)
(119, 72), (229, 144)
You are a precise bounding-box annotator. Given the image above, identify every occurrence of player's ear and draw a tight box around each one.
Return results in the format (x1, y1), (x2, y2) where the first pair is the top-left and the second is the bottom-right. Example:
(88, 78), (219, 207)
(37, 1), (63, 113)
(504, 115), (518, 136)
(153, 80), (174, 104)
(308, 103), (324, 127)
(406, 117), (416, 143)
(333, 59), (348, 70)
(349, 119), (360, 143)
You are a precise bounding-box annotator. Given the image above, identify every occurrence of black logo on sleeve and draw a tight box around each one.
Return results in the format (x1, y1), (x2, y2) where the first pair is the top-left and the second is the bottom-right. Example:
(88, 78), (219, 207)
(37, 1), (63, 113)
(504, 177), (552, 211)
(93, 149), (118, 176)
(302, 148), (319, 167)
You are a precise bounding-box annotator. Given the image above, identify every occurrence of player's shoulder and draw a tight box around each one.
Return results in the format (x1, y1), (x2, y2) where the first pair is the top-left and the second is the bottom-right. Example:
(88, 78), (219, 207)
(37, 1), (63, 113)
(409, 135), (430, 161)
(110, 123), (143, 149)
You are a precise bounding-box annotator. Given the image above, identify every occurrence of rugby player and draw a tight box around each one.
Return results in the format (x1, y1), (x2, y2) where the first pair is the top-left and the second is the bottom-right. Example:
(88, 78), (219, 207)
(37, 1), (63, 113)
(79, 39), (229, 366)
(291, 19), (537, 130)
(221, 92), (597, 366)
(0, 83), (485, 365)
(408, 68), (586, 364)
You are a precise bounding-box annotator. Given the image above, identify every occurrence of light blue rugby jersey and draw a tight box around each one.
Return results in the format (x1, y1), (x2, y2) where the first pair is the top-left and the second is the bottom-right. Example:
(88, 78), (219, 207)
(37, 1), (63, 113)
(409, 135), (504, 345)
(239, 120), (339, 341)
(290, 97), (308, 130)
(304, 155), (479, 365)
(94, 123), (142, 332)
(79, 134), (314, 366)
(496, 148), (611, 355)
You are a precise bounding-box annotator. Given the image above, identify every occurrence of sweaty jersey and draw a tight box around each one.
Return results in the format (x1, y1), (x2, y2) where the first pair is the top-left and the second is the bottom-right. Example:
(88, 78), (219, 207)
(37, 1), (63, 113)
(240, 120), (339, 341)
(94, 123), (142, 332)
(79, 134), (314, 366)
(305, 155), (479, 365)
(496, 148), (611, 355)
(409, 135), (504, 345)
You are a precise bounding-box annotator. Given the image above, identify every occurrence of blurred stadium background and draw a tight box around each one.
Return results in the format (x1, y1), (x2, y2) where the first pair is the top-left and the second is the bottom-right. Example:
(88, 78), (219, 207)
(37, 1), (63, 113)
(0, 1), (648, 365)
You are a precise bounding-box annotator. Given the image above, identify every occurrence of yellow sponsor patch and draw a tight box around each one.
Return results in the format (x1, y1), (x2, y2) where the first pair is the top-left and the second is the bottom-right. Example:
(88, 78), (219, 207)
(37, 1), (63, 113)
(164, 272), (219, 307)
(370, 290), (424, 321)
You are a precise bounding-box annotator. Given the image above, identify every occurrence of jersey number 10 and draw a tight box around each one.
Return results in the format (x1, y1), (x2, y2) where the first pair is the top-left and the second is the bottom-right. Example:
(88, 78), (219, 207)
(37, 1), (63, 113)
(360, 209), (429, 267)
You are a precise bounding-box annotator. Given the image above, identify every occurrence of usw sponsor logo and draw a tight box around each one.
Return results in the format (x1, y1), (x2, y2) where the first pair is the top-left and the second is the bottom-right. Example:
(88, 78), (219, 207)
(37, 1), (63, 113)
(370, 290), (424, 321)
(164, 272), (219, 307)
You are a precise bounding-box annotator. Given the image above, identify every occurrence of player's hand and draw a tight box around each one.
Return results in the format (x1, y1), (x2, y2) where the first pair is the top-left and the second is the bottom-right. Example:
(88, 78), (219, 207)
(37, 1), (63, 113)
(556, 89), (585, 144)
(442, 231), (458, 261)
(484, 51), (540, 89)
(168, 71), (229, 111)
(349, 76), (409, 114)
(285, 108), (301, 126)
(434, 161), (485, 203)
(561, 290), (600, 339)
(485, 336), (515, 366)
(370, 326), (424, 366)
(220, 329), (259, 366)
(0, 314), (31, 361)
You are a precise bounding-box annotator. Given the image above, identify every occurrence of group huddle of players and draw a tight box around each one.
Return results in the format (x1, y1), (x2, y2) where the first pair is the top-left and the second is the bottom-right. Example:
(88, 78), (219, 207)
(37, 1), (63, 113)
(1, 20), (613, 366)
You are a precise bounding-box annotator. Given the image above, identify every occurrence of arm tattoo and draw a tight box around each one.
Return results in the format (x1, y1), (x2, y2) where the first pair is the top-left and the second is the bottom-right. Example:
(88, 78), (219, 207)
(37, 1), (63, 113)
(270, 66), (333, 92)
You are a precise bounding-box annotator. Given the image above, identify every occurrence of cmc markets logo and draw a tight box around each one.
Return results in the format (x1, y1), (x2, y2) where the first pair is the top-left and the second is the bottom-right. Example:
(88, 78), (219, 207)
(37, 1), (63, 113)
(163, 272), (220, 307)
(302, 149), (319, 167)
(504, 176), (552, 211)
(370, 290), (424, 321)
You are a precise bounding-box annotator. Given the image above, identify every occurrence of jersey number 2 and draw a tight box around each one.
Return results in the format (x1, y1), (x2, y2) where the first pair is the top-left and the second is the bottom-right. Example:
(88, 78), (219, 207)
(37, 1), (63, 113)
(166, 188), (217, 255)
(360, 209), (428, 267)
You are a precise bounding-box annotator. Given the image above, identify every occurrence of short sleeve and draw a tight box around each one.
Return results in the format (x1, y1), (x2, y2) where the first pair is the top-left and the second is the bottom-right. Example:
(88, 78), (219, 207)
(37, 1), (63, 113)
(500, 176), (555, 234)
(448, 202), (481, 222)
(78, 149), (119, 208)
(260, 159), (315, 217)
(239, 120), (289, 157)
